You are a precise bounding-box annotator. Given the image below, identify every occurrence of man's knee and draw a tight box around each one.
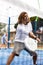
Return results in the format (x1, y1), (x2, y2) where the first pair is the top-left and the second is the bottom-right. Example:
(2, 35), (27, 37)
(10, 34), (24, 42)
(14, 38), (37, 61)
(12, 52), (19, 56)
(34, 52), (37, 57)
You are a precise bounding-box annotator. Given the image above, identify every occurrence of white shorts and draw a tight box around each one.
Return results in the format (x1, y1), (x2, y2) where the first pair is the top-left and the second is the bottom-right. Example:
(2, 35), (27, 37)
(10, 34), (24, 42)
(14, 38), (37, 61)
(13, 42), (37, 56)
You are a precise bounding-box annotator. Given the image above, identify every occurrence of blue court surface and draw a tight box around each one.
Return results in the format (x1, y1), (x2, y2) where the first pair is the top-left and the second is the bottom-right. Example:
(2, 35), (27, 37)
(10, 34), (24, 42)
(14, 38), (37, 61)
(0, 48), (43, 65)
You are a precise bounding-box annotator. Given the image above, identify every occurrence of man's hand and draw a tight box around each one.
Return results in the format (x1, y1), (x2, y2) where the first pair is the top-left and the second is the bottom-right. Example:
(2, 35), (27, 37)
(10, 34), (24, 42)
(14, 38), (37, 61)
(36, 38), (41, 43)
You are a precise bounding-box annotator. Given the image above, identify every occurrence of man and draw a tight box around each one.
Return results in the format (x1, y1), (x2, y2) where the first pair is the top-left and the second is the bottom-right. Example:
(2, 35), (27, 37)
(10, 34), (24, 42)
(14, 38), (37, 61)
(6, 12), (41, 65)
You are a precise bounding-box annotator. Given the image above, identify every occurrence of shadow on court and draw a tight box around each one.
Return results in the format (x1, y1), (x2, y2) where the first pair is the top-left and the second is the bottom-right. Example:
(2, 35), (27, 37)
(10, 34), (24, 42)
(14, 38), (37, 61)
(0, 48), (43, 65)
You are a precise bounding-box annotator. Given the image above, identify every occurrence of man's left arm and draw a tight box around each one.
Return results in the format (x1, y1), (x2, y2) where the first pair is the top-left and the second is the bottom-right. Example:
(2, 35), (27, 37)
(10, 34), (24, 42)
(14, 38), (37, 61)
(29, 32), (41, 42)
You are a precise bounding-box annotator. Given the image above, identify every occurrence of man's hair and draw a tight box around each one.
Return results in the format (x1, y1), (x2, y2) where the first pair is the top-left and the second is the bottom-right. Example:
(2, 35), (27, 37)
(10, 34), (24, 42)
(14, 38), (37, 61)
(18, 12), (30, 24)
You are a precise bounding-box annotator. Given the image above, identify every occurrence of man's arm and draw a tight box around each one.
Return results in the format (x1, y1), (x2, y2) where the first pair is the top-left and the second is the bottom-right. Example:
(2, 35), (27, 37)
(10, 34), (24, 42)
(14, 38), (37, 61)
(5, 37), (8, 43)
(29, 32), (41, 42)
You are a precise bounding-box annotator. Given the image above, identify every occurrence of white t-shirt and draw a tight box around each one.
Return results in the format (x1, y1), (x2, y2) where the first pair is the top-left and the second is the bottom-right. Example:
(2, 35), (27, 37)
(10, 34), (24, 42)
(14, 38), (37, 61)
(14, 22), (32, 43)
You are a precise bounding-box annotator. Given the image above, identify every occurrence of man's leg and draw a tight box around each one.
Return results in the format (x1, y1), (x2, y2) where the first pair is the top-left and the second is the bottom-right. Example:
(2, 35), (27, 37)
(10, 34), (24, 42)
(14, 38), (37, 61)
(6, 52), (17, 65)
(33, 53), (37, 65)
(25, 48), (37, 65)
(6, 42), (24, 65)
(6, 42), (25, 65)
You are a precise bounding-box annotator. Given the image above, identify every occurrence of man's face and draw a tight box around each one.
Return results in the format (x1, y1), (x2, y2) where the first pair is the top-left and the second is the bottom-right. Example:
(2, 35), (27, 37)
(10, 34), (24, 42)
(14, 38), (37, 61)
(23, 14), (29, 25)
